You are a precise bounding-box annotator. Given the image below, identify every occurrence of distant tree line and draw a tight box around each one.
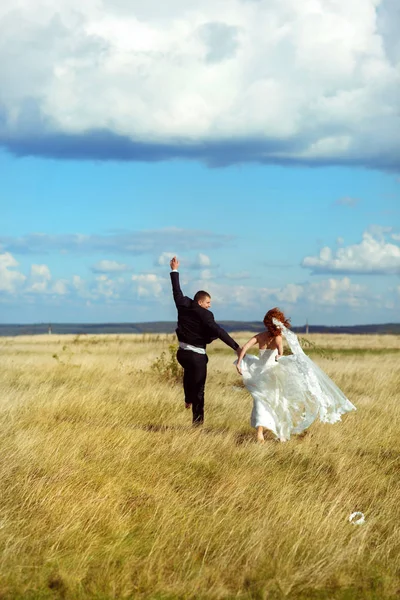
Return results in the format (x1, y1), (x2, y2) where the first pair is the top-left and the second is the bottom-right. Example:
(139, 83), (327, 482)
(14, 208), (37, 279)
(1, 322), (399, 337)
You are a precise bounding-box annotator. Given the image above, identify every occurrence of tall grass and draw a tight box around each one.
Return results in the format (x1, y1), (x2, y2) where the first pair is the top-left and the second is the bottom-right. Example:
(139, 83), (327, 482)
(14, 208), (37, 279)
(0, 334), (399, 599)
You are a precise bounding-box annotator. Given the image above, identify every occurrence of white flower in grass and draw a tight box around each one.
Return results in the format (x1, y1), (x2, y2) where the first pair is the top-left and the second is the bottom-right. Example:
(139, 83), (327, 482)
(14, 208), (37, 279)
(349, 512), (365, 525)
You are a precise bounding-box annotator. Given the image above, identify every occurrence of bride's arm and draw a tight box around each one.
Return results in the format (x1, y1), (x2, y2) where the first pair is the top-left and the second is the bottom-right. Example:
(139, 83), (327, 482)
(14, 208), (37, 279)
(275, 335), (283, 361)
(236, 335), (258, 374)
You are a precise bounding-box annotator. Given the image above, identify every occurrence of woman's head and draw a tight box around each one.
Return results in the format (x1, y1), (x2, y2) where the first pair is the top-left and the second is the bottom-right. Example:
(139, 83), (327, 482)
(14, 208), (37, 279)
(263, 307), (291, 336)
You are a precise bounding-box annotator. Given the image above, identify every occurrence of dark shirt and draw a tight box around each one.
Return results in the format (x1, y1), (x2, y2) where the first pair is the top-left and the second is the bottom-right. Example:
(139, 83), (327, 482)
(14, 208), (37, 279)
(170, 271), (239, 351)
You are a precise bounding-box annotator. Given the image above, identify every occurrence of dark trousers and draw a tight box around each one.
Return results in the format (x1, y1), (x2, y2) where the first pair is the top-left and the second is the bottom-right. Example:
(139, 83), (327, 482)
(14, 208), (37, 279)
(176, 348), (208, 424)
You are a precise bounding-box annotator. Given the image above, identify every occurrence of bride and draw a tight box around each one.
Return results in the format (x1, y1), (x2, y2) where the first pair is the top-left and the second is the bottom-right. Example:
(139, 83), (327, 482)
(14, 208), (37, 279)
(236, 307), (356, 444)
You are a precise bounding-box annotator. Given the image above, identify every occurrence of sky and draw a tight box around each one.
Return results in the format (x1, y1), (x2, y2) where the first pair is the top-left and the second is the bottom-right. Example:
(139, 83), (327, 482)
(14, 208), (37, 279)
(0, 0), (399, 326)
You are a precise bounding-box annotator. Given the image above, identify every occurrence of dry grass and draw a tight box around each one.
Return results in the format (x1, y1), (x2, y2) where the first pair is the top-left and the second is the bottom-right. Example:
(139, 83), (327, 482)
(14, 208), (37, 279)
(0, 333), (399, 599)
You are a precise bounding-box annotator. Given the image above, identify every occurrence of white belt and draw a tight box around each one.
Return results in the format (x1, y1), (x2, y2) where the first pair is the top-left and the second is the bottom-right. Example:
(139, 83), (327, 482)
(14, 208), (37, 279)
(179, 342), (206, 355)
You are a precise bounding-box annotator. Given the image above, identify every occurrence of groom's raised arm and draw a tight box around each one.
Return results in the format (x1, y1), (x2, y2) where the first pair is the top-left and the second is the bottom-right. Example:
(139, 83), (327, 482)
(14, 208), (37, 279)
(170, 256), (191, 308)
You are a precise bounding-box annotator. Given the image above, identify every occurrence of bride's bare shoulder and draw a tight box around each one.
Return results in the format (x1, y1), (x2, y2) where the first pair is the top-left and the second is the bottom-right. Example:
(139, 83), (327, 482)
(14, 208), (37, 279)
(262, 333), (282, 350)
(256, 330), (271, 349)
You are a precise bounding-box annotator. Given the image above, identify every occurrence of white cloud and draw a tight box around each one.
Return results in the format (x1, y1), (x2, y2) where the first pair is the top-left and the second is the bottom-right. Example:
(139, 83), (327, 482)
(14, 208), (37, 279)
(368, 224), (393, 238)
(71, 273), (125, 301)
(201, 276), (371, 313)
(92, 259), (130, 273)
(199, 269), (214, 281)
(52, 280), (69, 295)
(132, 273), (164, 298)
(0, 0), (399, 168)
(31, 265), (51, 278)
(223, 271), (251, 280)
(0, 254), (71, 298)
(95, 274), (119, 298)
(73, 275), (84, 290)
(27, 264), (70, 296)
(156, 252), (175, 266)
(0, 252), (26, 293)
(273, 278), (366, 309)
(72, 275), (93, 299)
(156, 252), (212, 270)
(194, 253), (211, 268)
(273, 283), (304, 304)
(1, 248), (393, 320)
(302, 232), (400, 275)
(306, 278), (367, 308)
(205, 283), (260, 309)
(28, 264), (51, 293)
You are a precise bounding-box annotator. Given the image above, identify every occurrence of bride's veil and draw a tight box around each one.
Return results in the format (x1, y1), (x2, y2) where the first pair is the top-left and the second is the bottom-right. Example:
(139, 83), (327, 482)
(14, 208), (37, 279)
(272, 317), (356, 422)
(272, 317), (303, 356)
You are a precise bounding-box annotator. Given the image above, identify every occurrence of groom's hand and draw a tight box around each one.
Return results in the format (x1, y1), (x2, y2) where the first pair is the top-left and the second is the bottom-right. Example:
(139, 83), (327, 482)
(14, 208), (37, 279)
(170, 256), (179, 271)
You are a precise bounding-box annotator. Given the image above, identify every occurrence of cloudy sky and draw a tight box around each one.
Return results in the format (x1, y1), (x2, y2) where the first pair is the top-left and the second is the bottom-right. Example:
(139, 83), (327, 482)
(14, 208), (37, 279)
(1, 0), (399, 325)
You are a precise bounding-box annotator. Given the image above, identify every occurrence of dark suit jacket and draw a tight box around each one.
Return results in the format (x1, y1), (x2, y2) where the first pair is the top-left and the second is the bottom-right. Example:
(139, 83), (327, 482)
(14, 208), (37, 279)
(170, 271), (239, 351)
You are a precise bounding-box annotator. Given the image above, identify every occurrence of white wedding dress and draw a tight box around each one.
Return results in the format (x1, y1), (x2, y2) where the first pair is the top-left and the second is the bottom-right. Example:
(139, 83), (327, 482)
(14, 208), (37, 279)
(238, 319), (356, 441)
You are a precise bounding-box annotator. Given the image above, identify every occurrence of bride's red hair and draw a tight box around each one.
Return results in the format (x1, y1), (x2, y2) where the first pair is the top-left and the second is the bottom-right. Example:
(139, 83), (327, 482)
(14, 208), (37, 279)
(263, 307), (291, 336)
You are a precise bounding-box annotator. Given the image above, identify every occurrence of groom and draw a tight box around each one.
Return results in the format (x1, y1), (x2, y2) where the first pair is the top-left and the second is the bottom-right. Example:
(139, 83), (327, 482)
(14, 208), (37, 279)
(170, 256), (241, 425)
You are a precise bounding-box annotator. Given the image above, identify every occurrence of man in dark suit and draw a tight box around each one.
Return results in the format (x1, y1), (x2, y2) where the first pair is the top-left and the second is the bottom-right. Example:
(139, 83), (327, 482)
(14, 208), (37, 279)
(169, 256), (241, 425)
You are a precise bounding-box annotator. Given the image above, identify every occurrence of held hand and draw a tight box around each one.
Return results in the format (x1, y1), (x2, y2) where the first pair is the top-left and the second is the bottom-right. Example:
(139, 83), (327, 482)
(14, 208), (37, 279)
(170, 256), (179, 271)
(236, 349), (243, 375)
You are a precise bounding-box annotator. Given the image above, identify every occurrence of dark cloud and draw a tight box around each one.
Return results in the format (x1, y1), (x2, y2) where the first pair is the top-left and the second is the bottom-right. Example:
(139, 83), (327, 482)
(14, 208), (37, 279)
(1, 128), (296, 166)
(3, 128), (399, 171)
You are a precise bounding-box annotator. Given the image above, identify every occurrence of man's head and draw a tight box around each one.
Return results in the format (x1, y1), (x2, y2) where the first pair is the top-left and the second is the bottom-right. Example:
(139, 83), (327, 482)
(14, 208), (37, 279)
(194, 290), (211, 309)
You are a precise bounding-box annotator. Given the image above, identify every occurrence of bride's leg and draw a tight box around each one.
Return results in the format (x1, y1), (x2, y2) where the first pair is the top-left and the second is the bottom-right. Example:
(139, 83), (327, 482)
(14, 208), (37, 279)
(256, 426), (265, 444)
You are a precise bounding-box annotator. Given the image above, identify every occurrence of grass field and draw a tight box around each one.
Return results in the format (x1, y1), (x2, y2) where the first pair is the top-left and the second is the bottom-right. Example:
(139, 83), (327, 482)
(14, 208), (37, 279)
(1, 333), (399, 599)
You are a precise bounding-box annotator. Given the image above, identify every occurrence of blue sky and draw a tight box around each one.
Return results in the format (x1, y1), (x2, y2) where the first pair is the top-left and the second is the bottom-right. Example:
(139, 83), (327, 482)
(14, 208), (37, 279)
(0, 0), (399, 325)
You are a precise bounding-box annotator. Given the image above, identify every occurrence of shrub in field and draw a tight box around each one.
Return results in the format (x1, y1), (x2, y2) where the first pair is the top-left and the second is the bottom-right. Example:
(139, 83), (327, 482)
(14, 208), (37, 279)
(298, 335), (334, 360)
(151, 343), (183, 383)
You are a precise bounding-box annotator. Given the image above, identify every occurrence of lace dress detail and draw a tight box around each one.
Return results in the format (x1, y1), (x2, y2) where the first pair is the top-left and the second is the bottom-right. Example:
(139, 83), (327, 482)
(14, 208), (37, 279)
(238, 320), (356, 441)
